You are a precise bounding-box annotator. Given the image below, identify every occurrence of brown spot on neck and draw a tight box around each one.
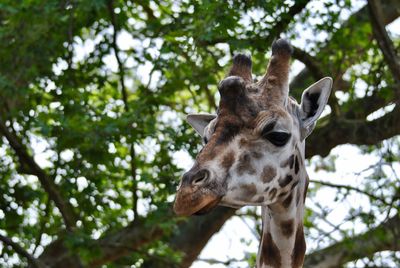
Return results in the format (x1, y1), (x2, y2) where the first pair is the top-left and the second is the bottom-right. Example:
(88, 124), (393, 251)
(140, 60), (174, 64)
(280, 219), (294, 238)
(296, 147), (304, 168)
(259, 232), (282, 267)
(294, 155), (299, 174)
(303, 176), (309, 203)
(278, 175), (293, 187)
(282, 192), (293, 208)
(291, 224), (306, 268)
(261, 165), (277, 183)
(278, 191), (288, 198)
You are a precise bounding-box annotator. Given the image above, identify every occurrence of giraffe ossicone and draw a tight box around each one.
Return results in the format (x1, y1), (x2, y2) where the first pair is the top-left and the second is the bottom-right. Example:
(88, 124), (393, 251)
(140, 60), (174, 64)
(174, 39), (332, 268)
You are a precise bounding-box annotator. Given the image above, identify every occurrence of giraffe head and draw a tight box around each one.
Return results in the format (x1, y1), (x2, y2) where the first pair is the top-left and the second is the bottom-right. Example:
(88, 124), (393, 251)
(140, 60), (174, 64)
(174, 39), (332, 216)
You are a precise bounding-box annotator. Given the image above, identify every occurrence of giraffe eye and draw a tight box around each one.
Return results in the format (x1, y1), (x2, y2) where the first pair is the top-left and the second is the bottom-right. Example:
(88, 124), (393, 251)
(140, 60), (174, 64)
(203, 137), (208, 144)
(264, 132), (291, 147)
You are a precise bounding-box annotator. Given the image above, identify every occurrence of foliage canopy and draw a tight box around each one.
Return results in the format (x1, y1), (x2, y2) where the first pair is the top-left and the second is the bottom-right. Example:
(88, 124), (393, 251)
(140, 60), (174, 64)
(0, 0), (399, 267)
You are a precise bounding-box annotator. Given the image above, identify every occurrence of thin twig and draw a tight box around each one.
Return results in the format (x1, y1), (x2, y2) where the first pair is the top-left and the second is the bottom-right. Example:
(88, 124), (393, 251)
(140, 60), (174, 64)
(0, 234), (46, 268)
(0, 119), (77, 230)
(238, 216), (260, 240)
(197, 257), (246, 265)
(368, 0), (400, 87)
(292, 46), (324, 80)
(66, 0), (74, 69)
(310, 179), (389, 205)
(107, 0), (128, 107)
(107, 0), (139, 219)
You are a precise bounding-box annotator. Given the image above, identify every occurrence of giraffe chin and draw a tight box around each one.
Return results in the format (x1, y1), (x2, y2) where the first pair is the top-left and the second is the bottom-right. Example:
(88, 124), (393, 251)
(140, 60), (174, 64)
(173, 190), (221, 216)
(193, 197), (221, 215)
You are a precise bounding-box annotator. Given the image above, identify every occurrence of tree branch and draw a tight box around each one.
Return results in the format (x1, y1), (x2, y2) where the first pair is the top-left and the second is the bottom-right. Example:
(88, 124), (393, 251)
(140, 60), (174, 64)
(306, 103), (400, 158)
(107, 0), (139, 219)
(37, 204), (235, 268)
(141, 206), (236, 268)
(133, 0), (156, 20)
(310, 179), (389, 205)
(88, 218), (164, 267)
(107, 0), (128, 108)
(197, 257), (246, 266)
(169, 207), (236, 268)
(268, 0), (311, 43)
(204, 85), (217, 111)
(368, 0), (400, 86)
(0, 234), (45, 268)
(290, 0), (400, 92)
(37, 214), (165, 268)
(291, 46), (344, 116)
(292, 46), (324, 80)
(0, 119), (77, 230)
(343, 89), (393, 119)
(304, 214), (400, 267)
(197, 0), (310, 48)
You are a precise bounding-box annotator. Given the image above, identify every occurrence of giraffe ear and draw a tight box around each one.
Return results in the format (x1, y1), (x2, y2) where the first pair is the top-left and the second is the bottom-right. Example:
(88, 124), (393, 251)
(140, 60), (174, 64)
(186, 114), (217, 137)
(299, 77), (332, 139)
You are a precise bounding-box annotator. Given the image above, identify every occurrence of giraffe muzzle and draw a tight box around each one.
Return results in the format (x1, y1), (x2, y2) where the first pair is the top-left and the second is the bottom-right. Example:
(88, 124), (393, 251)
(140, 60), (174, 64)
(174, 168), (222, 216)
(173, 186), (221, 216)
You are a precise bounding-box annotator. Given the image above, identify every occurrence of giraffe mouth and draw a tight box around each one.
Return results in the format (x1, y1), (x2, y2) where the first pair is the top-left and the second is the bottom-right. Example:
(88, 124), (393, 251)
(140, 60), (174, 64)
(173, 188), (222, 216)
(193, 197), (221, 215)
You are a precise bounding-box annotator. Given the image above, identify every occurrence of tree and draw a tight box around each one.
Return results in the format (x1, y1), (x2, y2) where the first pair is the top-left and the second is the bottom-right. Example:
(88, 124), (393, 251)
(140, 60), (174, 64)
(0, 0), (399, 267)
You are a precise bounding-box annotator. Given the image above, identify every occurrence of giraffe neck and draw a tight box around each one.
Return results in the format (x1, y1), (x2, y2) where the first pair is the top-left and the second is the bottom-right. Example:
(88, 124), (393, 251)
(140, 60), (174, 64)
(257, 170), (308, 268)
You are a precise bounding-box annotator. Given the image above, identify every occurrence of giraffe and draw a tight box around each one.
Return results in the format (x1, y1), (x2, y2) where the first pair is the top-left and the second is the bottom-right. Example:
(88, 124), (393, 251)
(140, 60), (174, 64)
(173, 39), (332, 268)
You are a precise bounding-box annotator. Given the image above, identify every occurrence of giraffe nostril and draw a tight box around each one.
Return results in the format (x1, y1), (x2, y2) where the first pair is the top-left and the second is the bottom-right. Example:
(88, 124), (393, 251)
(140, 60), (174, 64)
(192, 169), (209, 186)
